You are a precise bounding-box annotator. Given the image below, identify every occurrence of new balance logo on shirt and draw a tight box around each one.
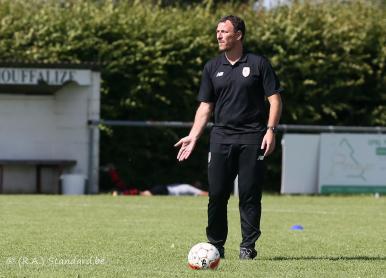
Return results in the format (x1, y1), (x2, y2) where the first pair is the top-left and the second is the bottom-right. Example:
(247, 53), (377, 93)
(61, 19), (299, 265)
(216, 72), (224, 77)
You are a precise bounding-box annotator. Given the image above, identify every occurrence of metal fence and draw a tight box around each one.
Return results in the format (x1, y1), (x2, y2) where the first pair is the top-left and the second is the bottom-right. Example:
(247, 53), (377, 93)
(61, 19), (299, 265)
(88, 120), (386, 133)
(87, 120), (385, 193)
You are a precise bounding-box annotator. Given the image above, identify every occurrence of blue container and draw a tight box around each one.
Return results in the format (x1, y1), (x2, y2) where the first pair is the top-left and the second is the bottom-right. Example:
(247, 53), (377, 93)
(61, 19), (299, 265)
(291, 225), (304, 230)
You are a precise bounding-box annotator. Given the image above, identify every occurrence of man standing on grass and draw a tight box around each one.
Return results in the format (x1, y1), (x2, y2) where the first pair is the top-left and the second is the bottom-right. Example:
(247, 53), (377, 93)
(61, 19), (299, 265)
(175, 15), (283, 260)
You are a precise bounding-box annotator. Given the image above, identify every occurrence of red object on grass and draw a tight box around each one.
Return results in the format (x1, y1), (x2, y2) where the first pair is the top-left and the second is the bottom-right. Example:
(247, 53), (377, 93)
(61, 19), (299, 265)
(107, 166), (139, 195)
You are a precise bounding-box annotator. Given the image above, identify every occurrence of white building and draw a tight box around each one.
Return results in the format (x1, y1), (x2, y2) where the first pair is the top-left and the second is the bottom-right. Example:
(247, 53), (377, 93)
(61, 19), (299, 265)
(0, 62), (100, 194)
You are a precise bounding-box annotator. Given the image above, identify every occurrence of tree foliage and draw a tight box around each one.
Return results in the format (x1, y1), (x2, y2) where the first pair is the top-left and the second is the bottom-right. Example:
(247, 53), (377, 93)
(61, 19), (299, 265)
(0, 0), (384, 191)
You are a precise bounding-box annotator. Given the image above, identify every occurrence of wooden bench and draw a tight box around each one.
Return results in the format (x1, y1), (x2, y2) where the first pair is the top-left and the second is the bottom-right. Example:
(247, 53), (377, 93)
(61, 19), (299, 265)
(0, 159), (76, 193)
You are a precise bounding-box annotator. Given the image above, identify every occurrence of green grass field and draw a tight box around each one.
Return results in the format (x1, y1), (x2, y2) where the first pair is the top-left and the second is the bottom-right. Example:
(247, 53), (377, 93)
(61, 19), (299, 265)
(1, 194), (385, 277)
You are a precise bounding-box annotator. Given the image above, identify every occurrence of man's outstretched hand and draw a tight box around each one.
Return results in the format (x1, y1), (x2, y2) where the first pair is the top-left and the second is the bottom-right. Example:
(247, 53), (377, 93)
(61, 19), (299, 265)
(174, 136), (197, 162)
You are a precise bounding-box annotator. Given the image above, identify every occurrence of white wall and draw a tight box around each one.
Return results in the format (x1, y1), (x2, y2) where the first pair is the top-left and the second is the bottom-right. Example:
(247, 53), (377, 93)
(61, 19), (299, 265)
(281, 133), (386, 194)
(0, 70), (100, 193)
(281, 134), (320, 194)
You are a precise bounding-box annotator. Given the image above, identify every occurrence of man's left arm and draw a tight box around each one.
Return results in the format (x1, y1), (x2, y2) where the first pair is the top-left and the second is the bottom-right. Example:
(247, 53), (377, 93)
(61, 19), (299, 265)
(261, 93), (282, 156)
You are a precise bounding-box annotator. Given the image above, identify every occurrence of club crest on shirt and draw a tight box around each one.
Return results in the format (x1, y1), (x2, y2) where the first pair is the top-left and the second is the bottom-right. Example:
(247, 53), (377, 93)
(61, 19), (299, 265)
(242, 67), (250, 77)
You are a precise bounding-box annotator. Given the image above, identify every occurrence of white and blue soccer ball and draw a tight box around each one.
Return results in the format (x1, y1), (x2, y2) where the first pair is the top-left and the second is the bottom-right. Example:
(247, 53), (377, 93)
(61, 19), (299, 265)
(187, 242), (220, 270)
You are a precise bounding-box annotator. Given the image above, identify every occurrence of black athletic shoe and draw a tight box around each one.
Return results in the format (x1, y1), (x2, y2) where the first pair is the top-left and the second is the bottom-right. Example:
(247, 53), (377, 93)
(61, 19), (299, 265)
(213, 245), (225, 259)
(208, 242), (225, 258)
(239, 248), (257, 260)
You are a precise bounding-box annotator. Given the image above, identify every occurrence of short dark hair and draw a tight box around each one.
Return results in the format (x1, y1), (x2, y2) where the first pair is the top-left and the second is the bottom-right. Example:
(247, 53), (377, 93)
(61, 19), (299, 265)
(219, 15), (246, 40)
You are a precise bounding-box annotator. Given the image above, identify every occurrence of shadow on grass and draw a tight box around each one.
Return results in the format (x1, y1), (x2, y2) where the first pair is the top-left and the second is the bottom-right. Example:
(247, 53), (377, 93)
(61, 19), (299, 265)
(266, 256), (386, 261)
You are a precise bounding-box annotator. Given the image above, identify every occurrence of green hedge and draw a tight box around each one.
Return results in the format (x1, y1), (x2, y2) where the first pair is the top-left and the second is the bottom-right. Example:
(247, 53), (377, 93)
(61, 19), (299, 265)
(0, 0), (385, 191)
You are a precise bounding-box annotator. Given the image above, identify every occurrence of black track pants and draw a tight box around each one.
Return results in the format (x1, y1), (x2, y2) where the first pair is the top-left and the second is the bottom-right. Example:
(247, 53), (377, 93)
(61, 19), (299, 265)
(206, 143), (264, 249)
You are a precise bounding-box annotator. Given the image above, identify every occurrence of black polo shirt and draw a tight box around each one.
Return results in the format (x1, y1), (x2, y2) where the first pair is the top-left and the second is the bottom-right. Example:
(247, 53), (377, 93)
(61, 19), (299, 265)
(197, 52), (282, 144)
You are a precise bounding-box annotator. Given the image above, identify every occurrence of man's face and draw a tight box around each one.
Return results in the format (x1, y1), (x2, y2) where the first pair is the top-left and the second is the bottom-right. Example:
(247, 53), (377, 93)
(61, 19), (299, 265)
(216, 20), (241, 52)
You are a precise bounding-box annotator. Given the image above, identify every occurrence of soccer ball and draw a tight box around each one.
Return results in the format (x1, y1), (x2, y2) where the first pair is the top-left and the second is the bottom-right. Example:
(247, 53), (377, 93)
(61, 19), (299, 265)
(187, 242), (220, 270)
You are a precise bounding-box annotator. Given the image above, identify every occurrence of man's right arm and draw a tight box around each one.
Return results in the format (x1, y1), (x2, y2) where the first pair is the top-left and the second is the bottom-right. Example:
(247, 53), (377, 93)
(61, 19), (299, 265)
(189, 102), (214, 140)
(174, 102), (213, 161)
